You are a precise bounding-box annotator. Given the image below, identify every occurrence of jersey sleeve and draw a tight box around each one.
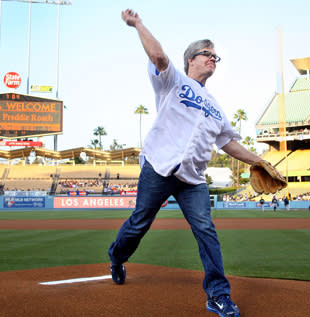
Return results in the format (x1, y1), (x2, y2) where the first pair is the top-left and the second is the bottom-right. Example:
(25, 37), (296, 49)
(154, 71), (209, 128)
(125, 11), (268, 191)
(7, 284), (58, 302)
(147, 59), (178, 95)
(215, 112), (241, 149)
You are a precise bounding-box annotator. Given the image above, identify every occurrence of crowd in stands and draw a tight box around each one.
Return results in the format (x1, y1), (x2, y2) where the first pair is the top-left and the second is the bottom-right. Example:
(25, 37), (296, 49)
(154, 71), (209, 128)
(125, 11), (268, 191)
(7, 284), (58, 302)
(3, 187), (48, 192)
(293, 192), (310, 201)
(103, 183), (138, 195)
(257, 127), (310, 137)
(57, 179), (138, 195)
(223, 193), (257, 202)
(223, 192), (310, 202)
(58, 180), (101, 190)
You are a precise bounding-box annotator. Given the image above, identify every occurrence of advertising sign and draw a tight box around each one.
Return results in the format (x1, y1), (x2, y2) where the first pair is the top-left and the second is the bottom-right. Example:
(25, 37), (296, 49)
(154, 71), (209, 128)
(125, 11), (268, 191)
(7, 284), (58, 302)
(0, 140), (43, 147)
(256, 202), (270, 208)
(30, 85), (53, 93)
(0, 93), (63, 138)
(67, 191), (89, 196)
(223, 202), (247, 208)
(4, 196), (45, 208)
(4, 72), (21, 89)
(54, 196), (137, 209)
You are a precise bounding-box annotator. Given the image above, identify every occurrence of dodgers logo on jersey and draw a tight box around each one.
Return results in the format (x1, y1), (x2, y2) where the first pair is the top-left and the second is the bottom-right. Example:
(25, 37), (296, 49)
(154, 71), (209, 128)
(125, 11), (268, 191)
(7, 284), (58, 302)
(179, 85), (222, 120)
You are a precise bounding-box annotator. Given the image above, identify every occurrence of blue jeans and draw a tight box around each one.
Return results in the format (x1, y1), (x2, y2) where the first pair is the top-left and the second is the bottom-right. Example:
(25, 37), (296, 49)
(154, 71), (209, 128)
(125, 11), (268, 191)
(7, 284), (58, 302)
(108, 160), (230, 298)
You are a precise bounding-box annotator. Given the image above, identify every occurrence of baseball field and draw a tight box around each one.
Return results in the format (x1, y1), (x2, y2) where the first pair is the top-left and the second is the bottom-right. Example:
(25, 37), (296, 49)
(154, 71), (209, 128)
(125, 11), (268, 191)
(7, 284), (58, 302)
(0, 208), (309, 316)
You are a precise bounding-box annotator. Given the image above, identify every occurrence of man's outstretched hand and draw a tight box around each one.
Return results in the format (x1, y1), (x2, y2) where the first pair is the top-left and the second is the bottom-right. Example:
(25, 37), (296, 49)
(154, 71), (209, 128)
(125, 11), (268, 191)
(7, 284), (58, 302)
(121, 9), (141, 27)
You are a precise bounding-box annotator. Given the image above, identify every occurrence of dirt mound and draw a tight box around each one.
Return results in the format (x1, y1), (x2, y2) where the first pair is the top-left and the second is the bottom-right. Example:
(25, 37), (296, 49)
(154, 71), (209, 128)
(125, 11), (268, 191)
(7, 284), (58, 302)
(0, 263), (309, 316)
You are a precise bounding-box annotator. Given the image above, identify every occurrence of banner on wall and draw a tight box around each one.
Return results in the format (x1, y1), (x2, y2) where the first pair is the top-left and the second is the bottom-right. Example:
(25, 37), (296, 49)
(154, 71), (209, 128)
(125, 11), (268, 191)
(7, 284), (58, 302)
(223, 202), (247, 208)
(54, 196), (137, 209)
(4, 197), (45, 208)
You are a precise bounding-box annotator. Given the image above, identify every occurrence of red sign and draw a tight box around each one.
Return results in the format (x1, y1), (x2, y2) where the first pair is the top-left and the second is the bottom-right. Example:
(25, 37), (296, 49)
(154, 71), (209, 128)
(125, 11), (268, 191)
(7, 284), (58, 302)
(4, 72), (21, 89)
(0, 140), (43, 147)
(54, 197), (137, 209)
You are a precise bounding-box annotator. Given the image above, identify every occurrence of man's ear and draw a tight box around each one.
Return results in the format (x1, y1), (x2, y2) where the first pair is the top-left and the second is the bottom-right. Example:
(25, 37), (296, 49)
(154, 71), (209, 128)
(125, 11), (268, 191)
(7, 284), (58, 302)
(188, 58), (194, 69)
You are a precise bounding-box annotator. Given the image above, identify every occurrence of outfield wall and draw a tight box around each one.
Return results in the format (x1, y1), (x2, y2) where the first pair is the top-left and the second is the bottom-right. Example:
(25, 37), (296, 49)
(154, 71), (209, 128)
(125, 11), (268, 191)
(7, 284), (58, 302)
(0, 194), (309, 210)
(216, 200), (310, 210)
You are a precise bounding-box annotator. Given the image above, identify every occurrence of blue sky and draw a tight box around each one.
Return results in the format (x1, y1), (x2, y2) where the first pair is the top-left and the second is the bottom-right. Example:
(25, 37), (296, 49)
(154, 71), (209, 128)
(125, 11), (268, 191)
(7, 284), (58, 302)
(0, 0), (309, 154)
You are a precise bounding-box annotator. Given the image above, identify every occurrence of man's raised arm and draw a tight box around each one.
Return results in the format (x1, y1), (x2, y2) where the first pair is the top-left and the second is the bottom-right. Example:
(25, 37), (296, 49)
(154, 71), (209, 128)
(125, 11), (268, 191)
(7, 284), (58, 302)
(121, 9), (169, 72)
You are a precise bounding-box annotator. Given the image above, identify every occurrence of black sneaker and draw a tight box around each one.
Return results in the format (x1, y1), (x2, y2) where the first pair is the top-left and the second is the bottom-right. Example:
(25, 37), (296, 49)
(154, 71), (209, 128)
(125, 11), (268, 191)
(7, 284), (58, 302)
(110, 264), (126, 285)
(207, 295), (240, 317)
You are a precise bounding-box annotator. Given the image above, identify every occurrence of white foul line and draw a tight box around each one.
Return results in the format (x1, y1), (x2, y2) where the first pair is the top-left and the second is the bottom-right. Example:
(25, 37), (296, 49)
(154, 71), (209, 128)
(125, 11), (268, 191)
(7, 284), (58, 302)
(39, 275), (112, 285)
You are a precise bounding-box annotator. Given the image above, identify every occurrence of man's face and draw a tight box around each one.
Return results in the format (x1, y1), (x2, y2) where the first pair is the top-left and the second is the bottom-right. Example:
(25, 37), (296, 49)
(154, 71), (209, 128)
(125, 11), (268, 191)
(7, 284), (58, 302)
(188, 47), (219, 78)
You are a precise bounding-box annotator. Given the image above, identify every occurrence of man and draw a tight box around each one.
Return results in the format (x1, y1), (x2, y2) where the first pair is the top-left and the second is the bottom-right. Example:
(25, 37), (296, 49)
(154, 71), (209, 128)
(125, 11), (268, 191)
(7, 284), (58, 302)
(259, 197), (265, 212)
(272, 196), (278, 212)
(283, 196), (290, 211)
(109, 9), (263, 317)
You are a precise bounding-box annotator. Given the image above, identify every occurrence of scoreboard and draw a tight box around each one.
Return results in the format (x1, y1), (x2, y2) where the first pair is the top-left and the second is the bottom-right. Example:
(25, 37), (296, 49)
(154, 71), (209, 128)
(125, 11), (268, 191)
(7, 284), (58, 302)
(0, 93), (63, 138)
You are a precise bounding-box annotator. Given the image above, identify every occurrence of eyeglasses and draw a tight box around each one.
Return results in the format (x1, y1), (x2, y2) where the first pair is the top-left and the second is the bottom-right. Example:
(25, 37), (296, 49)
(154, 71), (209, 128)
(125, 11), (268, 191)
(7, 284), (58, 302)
(192, 50), (221, 63)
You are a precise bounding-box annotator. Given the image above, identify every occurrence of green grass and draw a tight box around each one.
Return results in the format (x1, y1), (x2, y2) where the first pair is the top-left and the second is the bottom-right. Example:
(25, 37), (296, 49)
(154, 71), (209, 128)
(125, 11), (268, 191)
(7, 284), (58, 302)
(219, 230), (310, 280)
(0, 208), (310, 281)
(0, 209), (136, 220)
(132, 229), (310, 280)
(0, 229), (309, 280)
(0, 230), (113, 271)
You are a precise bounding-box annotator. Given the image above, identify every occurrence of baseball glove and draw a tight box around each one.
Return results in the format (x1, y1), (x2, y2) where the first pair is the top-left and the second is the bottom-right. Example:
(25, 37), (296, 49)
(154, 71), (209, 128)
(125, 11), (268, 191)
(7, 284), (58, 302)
(250, 160), (287, 194)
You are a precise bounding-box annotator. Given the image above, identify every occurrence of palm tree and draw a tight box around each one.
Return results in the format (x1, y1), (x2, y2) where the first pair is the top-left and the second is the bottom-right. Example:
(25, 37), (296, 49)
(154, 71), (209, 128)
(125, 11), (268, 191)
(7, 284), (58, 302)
(110, 139), (125, 151)
(233, 109), (247, 136)
(93, 126), (107, 150)
(217, 153), (230, 167)
(230, 121), (237, 130)
(249, 146), (257, 154)
(90, 139), (99, 149)
(205, 174), (213, 186)
(240, 136), (255, 185)
(230, 121), (237, 187)
(134, 105), (149, 148)
(233, 109), (248, 187)
(242, 136), (254, 150)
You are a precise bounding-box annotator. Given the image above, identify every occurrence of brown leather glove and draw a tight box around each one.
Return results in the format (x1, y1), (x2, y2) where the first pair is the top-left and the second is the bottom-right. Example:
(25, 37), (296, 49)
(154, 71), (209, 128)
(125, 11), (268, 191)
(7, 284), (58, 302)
(250, 160), (287, 194)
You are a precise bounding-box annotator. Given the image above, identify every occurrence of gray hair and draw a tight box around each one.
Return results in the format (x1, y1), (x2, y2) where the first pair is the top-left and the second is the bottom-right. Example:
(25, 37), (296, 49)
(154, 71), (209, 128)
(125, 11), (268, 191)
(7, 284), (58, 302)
(183, 39), (214, 74)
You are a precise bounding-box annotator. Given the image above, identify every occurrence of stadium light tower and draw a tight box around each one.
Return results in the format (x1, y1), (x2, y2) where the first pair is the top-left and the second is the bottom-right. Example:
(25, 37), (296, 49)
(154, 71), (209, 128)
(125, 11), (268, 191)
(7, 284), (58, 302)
(0, 0), (71, 151)
(0, 0), (71, 95)
(0, 2), (2, 47)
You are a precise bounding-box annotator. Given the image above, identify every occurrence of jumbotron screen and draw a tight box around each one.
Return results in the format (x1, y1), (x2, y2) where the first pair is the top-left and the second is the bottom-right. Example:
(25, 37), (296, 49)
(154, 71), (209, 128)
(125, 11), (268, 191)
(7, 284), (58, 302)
(0, 93), (63, 138)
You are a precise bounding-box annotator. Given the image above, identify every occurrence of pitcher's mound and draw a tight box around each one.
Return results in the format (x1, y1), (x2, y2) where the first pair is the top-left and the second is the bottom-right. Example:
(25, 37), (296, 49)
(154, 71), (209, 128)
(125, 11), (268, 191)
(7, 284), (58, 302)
(0, 263), (309, 316)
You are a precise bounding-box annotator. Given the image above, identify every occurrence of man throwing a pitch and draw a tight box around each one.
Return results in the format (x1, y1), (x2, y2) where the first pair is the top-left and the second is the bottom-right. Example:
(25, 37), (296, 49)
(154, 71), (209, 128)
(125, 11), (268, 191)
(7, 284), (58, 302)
(108, 9), (285, 317)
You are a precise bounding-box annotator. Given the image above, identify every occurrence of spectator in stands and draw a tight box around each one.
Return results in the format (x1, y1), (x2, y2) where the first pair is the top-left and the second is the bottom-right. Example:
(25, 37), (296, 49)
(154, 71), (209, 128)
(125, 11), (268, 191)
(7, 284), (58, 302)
(259, 197), (265, 212)
(293, 192), (310, 201)
(271, 196), (278, 212)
